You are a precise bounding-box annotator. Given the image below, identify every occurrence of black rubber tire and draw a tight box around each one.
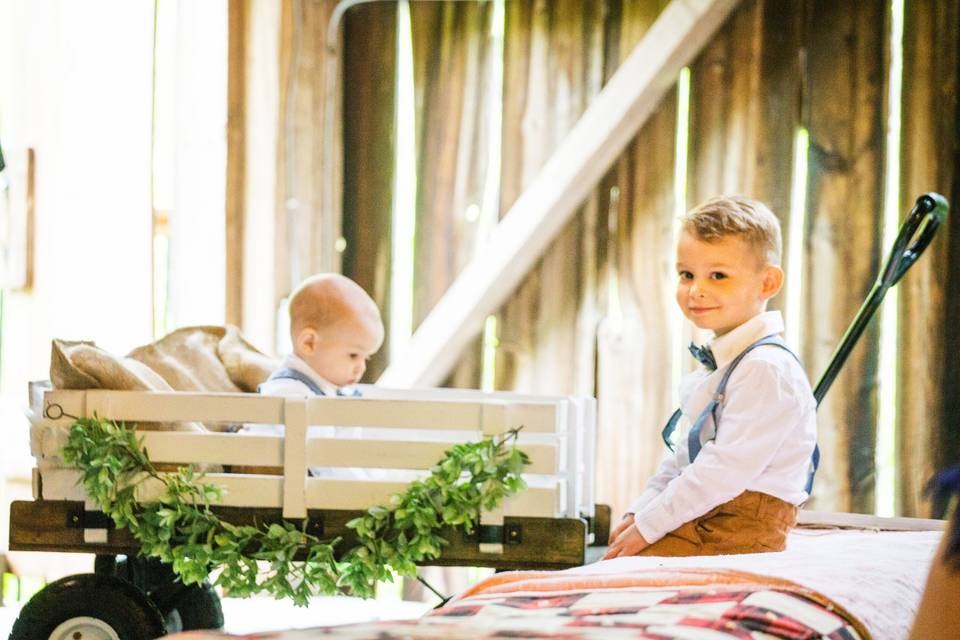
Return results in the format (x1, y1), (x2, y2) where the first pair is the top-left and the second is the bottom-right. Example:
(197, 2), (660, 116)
(9, 573), (167, 640)
(104, 555), (223, 632)
(166, 583), (224, 631)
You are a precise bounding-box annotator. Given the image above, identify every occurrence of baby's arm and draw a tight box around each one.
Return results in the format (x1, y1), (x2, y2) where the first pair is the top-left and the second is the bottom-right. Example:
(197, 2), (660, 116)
(632, 359), (812, 546)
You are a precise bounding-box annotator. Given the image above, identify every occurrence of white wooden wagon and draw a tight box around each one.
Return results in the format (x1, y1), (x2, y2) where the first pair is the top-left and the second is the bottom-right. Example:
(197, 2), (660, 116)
(8, 381), (607, 638)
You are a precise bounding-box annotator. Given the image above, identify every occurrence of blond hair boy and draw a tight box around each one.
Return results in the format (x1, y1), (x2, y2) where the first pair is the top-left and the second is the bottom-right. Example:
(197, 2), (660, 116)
(605, 196), (817, 558)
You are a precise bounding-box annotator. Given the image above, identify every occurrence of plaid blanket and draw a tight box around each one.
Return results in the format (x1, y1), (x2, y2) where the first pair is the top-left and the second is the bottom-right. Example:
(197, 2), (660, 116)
(176, 569), (867, 639)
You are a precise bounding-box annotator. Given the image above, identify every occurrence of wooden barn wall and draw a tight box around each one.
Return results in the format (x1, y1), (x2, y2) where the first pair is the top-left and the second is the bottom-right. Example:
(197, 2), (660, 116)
(340, 3), (397, 382)
(594, 0), (676, 529)
(898, 0), (960, 516)
(274, 0), (340, 302)
(801, 0), (887, 515)
(686, 1), (801, 314)
(409, 2), (495, 389)
(297, 0), (960, 518)
(493, 0), (605, 402)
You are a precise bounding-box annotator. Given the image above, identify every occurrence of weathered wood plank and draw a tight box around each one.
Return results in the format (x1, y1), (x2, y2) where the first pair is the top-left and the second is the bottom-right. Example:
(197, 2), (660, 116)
(225, 0), (247, 327)
(236, 0), (282, 351)
(493, 0), (607, 403)
(410, 3), (493, 390)
(897, 0), (960, 517)
(595, 0), (676, 520)
(341, 3), (397, 381)
(687, 0), (801, 315)
(802, 0), (886, 513)
(410, 2), (492, 327)
(9, 501), (585, 569)
(275, 0), (340, 298)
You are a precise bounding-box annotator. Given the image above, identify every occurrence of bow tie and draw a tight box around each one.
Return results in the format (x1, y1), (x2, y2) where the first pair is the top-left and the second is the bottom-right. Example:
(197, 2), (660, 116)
(688, 342), (717, 371)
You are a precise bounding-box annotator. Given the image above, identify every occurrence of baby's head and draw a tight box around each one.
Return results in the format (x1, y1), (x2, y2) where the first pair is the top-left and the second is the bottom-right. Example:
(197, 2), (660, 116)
(288, 273), (384, 387)
(675, 196), (785, 336)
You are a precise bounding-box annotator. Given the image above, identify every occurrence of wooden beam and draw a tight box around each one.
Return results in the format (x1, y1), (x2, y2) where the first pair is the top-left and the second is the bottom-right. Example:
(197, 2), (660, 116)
(379, 0), (741, 388)
(225, 0), (247, 327)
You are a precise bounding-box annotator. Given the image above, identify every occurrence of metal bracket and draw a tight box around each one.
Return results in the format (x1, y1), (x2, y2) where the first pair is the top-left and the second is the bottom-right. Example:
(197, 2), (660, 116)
(467, 523), (522, 545)
(65, 506), (114, 530)
(299, 515), (324, 538)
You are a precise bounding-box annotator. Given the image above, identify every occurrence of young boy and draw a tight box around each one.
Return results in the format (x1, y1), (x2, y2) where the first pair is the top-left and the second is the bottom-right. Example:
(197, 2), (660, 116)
(604, 196), (817, 558)
(259, 273), (384, 397)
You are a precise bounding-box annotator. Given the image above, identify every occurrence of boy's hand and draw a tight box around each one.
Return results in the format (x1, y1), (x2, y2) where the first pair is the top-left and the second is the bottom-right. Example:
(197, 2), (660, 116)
(603, 516), (650, 559)
(608, 513), (635, 545)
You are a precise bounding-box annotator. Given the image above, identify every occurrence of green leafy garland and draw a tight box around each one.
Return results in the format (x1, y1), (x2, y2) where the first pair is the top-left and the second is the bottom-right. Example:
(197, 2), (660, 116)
(61, 417), (530, 605)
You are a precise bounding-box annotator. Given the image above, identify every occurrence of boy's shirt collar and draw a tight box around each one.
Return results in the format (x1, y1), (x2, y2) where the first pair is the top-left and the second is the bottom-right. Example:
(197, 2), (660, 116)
(707, 310), (785, 370)
(284, 353), (340, 396)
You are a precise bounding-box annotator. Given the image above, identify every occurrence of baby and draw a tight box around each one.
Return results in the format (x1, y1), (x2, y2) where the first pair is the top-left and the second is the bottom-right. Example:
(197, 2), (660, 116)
(259, 273), (384, 397)
(605, 195), (817, 558)
(238, 274), (383, 475)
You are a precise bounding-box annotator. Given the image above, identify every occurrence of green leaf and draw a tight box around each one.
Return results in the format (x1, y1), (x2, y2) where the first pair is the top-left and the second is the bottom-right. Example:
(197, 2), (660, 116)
(61, 415), (530, 605)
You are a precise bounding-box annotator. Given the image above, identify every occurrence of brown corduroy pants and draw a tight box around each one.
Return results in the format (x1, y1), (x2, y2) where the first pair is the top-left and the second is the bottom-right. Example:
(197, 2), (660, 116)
(638, 490), (798, 557)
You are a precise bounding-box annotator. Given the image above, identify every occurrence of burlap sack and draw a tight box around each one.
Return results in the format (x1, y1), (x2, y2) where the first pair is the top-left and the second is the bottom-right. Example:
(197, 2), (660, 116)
(128, 326), (243, 392)
(50, 340), (173, 392)
(49, 325), (279, 432)
(217, 325), (278, 392)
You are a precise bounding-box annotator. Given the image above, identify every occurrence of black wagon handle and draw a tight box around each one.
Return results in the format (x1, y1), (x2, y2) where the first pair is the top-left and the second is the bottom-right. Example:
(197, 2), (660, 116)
(883, 192), (949, 287)
(813, 192), (950, 406)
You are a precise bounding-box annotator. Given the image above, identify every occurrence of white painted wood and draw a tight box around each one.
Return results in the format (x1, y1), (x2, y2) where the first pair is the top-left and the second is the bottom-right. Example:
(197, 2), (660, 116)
(506, 402), (561, 436)
(305, 398), (559, 433)
(35, 428), (558, 475)
(40, 389), (87, 422)
(481, 403), (503, 437)
(282, 398), (308, 519)
(29, 380), (52, 413)
(563, 400), (579, 519)
(303, 479), (557, 517)
(32, 386), (582, 521)
(577, 396), (598, 519)
(136, 473), (285, 508)
(304, 439), (558, 475)
(84, 389), (284, 424)
(41, 470), (559, 517)
(83, 497), (108, 544)
(359, 383), (572, 404)
(798, 510), (946, 531)
(478, 505), (505, 555)
(141, 432), (285, 466)
(378, 0), (742, 388)
(33, 468), (84, 501)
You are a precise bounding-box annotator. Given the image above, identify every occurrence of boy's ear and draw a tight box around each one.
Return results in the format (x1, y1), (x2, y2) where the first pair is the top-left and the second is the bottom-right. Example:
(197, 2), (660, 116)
(761, 264), (785, 300)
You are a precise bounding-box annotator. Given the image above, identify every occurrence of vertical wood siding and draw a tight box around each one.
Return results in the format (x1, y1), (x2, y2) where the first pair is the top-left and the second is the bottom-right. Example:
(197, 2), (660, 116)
(898, 0), (960, 516)
(802, 0), (886, 513)
(341, 3), (397, 382)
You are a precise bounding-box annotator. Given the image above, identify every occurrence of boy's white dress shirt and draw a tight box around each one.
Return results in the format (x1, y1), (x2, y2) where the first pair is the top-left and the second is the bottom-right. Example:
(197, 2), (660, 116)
(628, 310), (817, 545)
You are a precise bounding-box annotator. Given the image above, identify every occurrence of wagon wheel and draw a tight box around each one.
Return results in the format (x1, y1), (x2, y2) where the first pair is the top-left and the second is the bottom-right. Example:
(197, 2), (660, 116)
(9, 573), (166, 640)
(163, 582), (224, 632)
(96, 554), (224, 632)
